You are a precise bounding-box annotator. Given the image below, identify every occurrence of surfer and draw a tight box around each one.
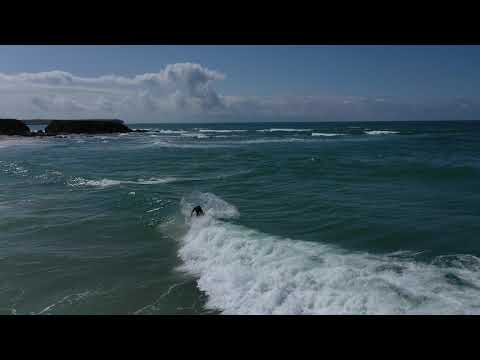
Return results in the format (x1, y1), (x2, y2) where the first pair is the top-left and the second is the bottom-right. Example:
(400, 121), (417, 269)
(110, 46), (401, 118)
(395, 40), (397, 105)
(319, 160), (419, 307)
(191, 205), (205, 217)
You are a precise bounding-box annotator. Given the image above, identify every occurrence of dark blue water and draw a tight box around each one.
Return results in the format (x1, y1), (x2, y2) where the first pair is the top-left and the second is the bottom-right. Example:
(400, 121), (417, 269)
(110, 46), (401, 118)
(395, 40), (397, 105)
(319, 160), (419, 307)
(1, 121), (480, 314)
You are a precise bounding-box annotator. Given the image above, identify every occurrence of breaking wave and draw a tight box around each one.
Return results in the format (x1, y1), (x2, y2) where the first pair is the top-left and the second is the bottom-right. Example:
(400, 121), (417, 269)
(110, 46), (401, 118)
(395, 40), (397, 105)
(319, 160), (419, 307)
(312, 133), (345, 137)
(171, 192), (480, 314)
(150, 140), (233, 148)
(181, 133), (209, 139)
(68, 170), (252, 189)
(157, 130), (188, 134)
(239, 138), (312, 144)
(68, 176), (178, 188)
(257, 128), (313, 132)
(198, 129), (247, 133)
(365, 130), (399, 135)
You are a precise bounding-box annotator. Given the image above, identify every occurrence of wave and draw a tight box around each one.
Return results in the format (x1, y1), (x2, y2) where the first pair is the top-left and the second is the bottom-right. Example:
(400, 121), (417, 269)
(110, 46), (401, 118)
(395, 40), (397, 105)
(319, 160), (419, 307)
(365, 130), (399, 135)
(181, 133), (209, 139)
(68, 170), (251, 189)
(257, 128), (313, 132)
(0, 161), (29, 176)
(134, 129), (189, 135)
(311, 133), (345, 137)
(151, 138), (311, 147)
(151, 140), (234, 148)
(157, 130), (187, 134)
(0, 136), (49, 149)
(199, 129), (247, 133)
(170, 192), (480, 315)
(68, 176), (178, 188)
(36, 290), (94, 315)
(239, 138), (312, 144)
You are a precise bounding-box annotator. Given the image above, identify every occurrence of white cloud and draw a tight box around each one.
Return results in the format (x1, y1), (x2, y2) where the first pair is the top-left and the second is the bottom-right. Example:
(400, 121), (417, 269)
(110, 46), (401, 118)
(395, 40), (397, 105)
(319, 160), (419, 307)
(0, 63), (227, 121)
(0, 63), (479, 122)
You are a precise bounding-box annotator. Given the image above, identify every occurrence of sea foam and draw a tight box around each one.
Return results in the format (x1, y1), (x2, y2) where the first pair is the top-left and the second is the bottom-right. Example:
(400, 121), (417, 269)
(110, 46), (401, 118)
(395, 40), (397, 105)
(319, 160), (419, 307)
(257, 128), (313, 132)
(158, 130), (187, 134)
(365, 130), (399, 135)
(68, 176), (178, 188)
(199, 129), (247, 133)
(311, 133), (345, 137)
(173, 192), (480, 315)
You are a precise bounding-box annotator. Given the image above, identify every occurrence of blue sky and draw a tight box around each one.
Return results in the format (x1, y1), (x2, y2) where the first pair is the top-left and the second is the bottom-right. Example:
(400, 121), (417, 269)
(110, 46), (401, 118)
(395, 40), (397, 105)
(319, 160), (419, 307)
(0, 45), (479, 122)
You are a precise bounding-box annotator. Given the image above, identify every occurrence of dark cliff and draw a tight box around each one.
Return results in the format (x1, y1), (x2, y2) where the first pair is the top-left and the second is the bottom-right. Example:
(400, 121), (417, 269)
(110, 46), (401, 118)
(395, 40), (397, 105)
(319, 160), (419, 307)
(0, 119), (31, 136)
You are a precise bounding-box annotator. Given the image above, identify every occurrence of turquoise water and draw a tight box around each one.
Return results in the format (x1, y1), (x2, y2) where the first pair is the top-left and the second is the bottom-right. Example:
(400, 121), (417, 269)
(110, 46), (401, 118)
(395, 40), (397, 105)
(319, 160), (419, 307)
(1, 121), (480, 314)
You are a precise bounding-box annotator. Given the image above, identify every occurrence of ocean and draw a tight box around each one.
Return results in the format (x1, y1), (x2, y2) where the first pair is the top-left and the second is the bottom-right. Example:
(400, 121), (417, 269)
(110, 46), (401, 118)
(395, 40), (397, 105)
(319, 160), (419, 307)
(1, 121), (480, 315)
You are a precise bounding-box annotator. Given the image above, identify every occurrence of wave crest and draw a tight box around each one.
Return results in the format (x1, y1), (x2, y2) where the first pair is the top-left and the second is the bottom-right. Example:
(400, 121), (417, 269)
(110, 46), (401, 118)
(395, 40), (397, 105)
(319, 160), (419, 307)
(312, 133), (345, 137)
(365, 130), (398, 135)
(68, 176), (177, 188)
(257, 128), (313, 132)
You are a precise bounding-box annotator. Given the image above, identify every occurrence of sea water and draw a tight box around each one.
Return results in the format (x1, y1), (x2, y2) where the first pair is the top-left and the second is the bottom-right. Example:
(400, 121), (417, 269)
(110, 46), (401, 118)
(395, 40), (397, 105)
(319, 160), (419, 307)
(1, 121), (480, 314)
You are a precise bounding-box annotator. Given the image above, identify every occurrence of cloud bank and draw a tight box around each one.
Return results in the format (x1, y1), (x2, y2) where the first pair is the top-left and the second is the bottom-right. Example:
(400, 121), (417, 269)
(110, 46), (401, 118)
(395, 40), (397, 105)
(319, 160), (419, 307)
(0, 63), (479, 122)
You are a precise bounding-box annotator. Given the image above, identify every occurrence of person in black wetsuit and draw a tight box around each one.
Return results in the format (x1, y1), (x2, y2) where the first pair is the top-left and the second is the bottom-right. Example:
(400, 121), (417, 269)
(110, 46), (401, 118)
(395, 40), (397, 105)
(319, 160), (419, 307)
(191, 205), (205, 217)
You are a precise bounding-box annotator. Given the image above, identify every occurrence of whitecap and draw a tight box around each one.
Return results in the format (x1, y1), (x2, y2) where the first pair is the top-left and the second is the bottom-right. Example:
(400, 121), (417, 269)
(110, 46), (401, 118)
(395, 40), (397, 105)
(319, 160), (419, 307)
(257, 128), (313, 132)
(365, 130), (399, 135)
(311, 133), (345, 137)
(68, 176), (178, 188)
(158, 130), (188, 134)
(150, 140), (232, 149)
(181, 133), (209, 139)
(199, 129), (248, 133)
(240, 138), (311, 144)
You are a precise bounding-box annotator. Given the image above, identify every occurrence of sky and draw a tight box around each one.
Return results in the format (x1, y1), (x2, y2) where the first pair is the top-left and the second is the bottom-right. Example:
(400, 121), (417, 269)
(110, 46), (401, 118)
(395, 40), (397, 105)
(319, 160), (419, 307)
(0, 45), (480, 123)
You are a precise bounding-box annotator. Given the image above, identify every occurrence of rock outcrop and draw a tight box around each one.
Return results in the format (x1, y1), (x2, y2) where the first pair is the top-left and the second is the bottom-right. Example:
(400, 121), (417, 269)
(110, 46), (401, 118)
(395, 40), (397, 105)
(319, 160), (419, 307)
(0, 119), (31, 136)
(45, 120), (132, 135)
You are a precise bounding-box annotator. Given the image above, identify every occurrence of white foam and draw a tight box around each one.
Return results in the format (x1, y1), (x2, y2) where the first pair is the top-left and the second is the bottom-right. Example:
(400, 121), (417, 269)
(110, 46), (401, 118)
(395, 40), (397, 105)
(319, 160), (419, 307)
(150, 140), (233, 149)
(173, 193), (480, 315)
(181, 133), (209, 139)
(0, 136), (48, 149)
(1, 161), (29, 176)
(68, 176), (178, 188)
(67, 172), (249, 188)
(312, 133), (345, 137)
(148, 136), (314, 148)
(365, 130), (399, 135)
(257, 128), (313, 132)
(136, 177), (178, 185)
(158, 129), (187, 134)
(240, 138), (311, 144)
(36, 290), (93, 315)
(68, 178), (122, 187)
(199, 129), (247, 133)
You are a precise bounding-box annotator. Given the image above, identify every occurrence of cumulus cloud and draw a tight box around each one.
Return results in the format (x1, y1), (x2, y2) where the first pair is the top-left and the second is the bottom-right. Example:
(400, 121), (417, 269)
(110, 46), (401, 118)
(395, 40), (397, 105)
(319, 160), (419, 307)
(0, 63), (227, 121)
(0, 63), (479, 122)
